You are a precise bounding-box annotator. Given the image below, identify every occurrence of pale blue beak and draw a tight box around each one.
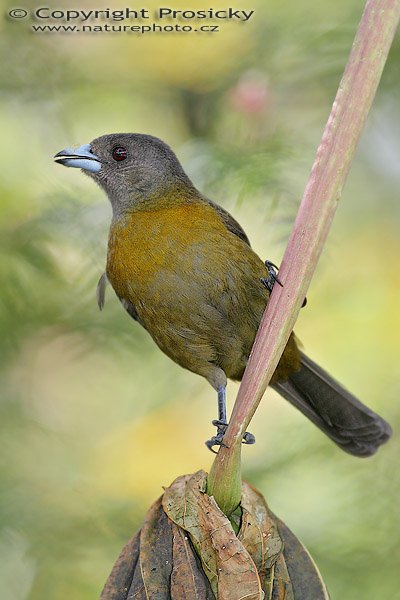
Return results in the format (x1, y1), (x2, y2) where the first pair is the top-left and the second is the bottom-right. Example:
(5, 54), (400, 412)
(54, 143), (101, 173)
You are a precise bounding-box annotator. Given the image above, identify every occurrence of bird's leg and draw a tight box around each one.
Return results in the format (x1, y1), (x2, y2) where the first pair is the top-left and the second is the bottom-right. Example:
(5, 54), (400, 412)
(216, 384), (227, 423)
(261, 260), (283, 293)
(205, 386), (227, 453)
(205, 386), (256, 453)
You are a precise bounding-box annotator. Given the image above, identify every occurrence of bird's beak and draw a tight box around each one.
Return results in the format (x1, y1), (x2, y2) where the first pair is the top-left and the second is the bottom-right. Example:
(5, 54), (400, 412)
(54, 143), (101, 173)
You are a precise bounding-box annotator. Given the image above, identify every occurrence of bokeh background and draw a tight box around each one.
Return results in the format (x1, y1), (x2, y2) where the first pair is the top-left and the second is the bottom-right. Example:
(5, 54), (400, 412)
(1, 0), (400, 598)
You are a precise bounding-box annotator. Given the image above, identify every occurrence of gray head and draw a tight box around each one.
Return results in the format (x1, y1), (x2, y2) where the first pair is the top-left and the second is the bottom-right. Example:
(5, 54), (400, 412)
(54, 133), (195, 216)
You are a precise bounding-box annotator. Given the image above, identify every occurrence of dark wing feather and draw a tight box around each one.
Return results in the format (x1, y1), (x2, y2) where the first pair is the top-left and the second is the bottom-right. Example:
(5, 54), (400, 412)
(119, 297), (139, 322)
(96, 271), (140, 323)
(204, 200), (308, 306)
(205, 199), (251, 246)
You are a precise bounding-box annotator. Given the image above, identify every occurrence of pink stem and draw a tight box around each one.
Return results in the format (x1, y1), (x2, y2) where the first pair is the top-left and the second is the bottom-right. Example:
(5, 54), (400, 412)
(208, 0), (400, 512)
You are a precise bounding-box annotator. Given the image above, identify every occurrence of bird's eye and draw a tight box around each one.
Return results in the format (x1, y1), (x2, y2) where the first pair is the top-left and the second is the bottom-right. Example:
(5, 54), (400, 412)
(112, 146), (127, 161)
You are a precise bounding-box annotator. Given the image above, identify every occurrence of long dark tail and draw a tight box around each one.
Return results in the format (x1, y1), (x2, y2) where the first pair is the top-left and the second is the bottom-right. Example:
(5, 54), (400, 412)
(273, 352), (392, 457)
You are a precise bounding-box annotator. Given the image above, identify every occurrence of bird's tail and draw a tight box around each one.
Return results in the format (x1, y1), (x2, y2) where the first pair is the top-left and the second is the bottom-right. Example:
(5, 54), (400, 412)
(273, 352), (392, 457)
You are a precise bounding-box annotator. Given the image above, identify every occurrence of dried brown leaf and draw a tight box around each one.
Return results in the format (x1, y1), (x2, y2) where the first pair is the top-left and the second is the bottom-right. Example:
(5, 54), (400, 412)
(127, 575), (147, 599)
(270, 554), (293, 600)
(101, 473), (329, 600)
(100, 532), (141, 599)
(138, 497), (173, 599)
(239, 483), (283, 578)
(170, 523), (214, 599)
(163, 471), (262, 600)
(274, 517), (330, 600)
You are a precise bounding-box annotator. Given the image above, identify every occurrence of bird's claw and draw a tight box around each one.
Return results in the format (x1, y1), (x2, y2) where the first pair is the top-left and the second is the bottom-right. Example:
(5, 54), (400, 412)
(205, 420), (256, 453)
(205, 435), (228, 454)
(262, 259), (307, 307)
(243, 431), (256, 444)
(261, 260), (283, 293)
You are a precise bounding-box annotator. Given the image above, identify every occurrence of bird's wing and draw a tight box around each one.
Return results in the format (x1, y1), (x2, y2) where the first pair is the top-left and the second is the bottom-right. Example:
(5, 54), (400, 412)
(96, 272), (108, 310)
(96, 271), (139, 322)
(119, 297), (139, 322)
(206, 199), (251, 246)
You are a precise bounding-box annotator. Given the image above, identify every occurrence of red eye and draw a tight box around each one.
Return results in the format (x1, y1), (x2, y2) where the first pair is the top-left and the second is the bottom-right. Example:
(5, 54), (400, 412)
(112, 146), (127, 161)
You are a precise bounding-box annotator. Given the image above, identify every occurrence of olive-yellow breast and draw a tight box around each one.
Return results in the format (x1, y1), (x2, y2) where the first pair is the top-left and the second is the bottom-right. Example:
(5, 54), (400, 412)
(106, 198), (300, 388)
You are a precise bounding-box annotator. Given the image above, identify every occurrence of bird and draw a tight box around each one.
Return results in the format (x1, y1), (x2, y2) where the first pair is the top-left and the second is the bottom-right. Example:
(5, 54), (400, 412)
(54, 133), (392, 455)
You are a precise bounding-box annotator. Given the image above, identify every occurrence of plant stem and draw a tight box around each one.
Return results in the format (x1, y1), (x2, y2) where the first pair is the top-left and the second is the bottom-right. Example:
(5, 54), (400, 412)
(207, 0), (400, 514)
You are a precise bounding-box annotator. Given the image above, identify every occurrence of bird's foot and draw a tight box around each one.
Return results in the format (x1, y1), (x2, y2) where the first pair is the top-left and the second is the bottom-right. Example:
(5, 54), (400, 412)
(205, 420), (256, 454)
(261, 260), (283, 293)
(262, 259), (307, 307)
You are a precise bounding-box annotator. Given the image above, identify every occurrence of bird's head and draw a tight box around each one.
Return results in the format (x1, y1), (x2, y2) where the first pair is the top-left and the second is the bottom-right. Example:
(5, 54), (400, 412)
(54, 133), (193, 216)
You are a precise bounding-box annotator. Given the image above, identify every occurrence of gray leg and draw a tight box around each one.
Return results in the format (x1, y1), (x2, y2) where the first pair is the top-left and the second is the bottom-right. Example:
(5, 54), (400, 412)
(217, 385), (227, 423)
(205, 386), (256, 453)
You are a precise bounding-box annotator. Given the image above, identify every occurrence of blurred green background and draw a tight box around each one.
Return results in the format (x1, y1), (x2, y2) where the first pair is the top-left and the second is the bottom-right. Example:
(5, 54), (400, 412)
(1, 0), (399, 598)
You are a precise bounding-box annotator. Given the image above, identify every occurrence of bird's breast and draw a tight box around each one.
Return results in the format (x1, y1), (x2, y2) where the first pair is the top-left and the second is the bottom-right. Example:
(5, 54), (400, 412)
(104, 200), (300, 382)
(106, 202), (233, 302)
